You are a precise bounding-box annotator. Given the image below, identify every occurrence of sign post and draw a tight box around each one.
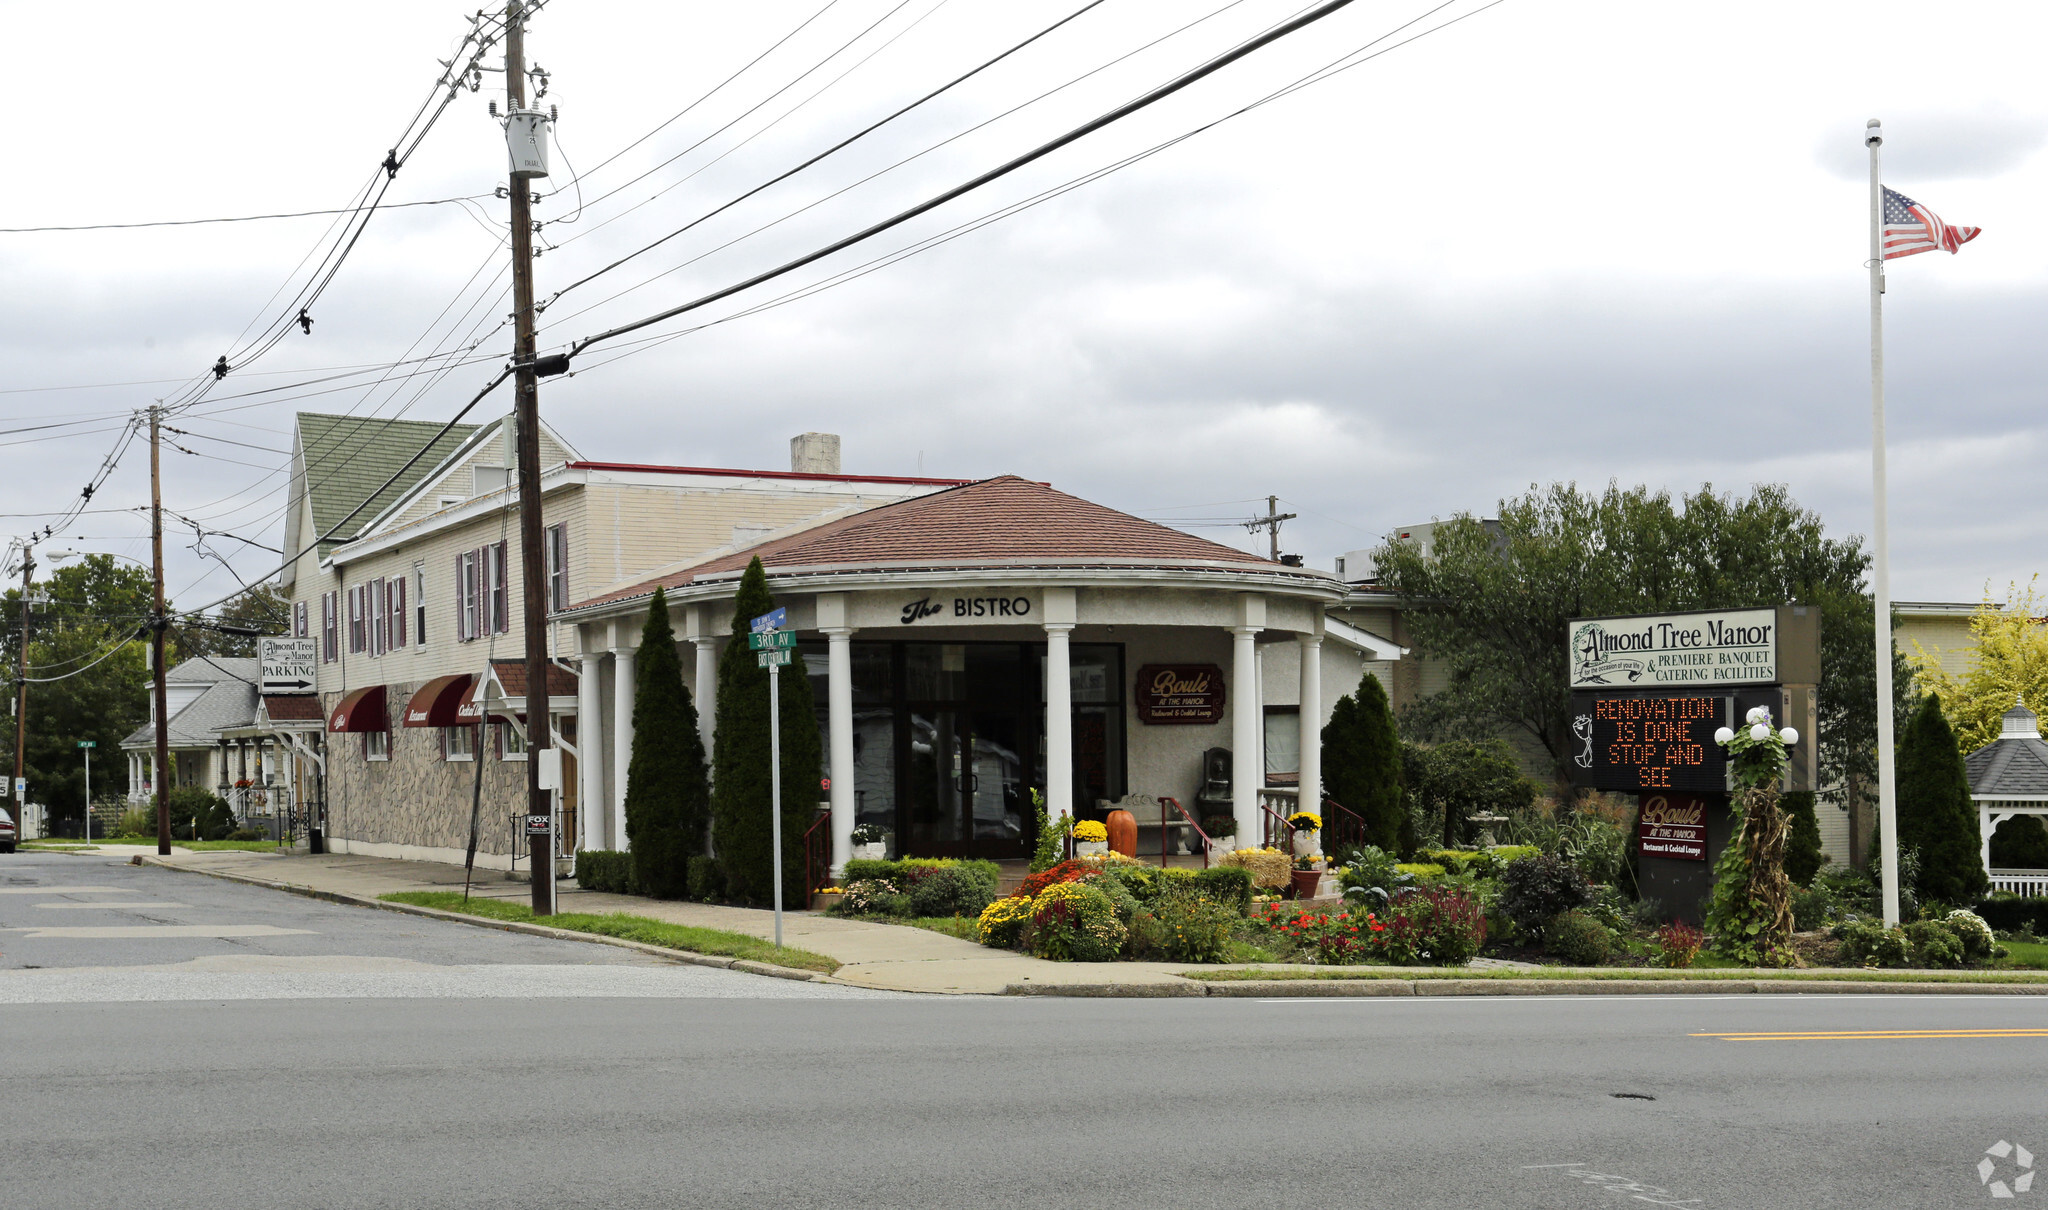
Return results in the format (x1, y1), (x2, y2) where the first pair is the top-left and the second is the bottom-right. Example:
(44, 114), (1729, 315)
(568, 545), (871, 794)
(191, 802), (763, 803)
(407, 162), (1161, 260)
(751, 608), (789, 948)
(78, 740), (95, 841)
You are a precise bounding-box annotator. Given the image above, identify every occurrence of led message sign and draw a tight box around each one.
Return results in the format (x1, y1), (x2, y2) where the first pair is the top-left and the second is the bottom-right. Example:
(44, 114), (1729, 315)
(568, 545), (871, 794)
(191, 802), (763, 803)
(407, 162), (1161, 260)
(1567, 691), (1730, 793)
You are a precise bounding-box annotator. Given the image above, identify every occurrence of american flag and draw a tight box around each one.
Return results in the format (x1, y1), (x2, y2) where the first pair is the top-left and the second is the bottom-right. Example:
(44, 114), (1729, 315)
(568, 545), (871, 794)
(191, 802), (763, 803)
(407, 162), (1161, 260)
(1883, 187), (1980, 260)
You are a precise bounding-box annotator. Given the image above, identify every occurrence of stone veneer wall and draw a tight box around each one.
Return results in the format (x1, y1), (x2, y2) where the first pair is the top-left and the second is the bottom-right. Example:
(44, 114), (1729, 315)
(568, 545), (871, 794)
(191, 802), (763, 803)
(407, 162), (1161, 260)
(323, 685), (531, 865)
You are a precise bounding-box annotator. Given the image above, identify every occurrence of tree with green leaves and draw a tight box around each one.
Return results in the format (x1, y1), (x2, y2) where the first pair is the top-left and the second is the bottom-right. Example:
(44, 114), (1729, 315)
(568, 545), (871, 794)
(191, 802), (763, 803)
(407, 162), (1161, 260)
(710, 558), (823, 904)
(623, 588), (709, 898)
(1906, 579), (2048, 754)
(1895, 692), (1991, 905)
(0, 554), (154, 829)
(1374, 482), (1888, 804)
(1321, 671), (1406, 853)
(1402, 739), (1536, 849)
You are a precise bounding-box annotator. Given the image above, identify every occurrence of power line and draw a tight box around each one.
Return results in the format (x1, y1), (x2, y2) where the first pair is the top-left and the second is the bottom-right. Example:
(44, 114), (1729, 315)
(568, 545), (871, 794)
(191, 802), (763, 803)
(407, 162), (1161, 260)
(543, 0), (1111, 308)
(0, 194), (497, 234)
(563, 0), (1366, 361)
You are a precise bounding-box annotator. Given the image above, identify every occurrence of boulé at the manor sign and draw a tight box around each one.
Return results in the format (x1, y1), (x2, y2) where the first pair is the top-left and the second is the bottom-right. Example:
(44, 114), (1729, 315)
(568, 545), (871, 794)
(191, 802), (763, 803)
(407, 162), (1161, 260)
(1569, 607), (1778, 690)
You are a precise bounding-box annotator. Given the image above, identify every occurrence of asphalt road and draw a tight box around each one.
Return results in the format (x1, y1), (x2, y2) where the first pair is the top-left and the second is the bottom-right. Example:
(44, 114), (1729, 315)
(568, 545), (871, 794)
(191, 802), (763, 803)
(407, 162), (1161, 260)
(4, 853), (2045, 1209)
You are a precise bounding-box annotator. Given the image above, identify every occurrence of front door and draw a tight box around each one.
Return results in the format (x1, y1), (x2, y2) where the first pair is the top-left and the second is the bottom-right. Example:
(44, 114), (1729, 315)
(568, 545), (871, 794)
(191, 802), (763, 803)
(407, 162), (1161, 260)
(903, 708), (1028, 858)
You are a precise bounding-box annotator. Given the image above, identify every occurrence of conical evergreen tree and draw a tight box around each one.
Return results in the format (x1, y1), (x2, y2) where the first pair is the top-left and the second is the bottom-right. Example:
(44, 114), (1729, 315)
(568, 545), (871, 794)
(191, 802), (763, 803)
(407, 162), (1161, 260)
(623, 588), (709, 899)
(1321, 671), (1406, 854)
(1896, 693), (1991, 904)
(1781, 791), (1824, 887)
(710, 558), (823, 904)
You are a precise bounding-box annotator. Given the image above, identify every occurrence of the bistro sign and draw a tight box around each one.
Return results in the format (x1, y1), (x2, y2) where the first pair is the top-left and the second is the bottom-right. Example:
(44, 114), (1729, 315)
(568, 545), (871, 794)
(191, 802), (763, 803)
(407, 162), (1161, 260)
(1135, 664), (1225, 724)
(1569, 607), (1778, 689)
(899, 593), (1034, 625)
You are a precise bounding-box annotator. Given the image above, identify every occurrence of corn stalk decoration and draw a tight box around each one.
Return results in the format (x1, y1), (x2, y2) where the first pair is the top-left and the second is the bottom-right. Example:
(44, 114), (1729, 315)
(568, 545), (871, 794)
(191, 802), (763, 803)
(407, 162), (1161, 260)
(1703, 707), (1802, 965)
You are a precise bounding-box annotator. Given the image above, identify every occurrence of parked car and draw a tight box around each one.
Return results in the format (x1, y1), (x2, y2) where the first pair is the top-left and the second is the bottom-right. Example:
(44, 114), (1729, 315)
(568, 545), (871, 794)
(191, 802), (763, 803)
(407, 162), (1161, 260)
(0, 810), (16, 853)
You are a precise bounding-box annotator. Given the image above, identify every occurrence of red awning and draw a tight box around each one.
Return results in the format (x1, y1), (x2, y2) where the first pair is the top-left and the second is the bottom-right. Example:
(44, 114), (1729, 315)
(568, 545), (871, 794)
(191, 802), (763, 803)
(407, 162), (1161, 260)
(328, 686), (389, 734)
(401, 674), (475, 728)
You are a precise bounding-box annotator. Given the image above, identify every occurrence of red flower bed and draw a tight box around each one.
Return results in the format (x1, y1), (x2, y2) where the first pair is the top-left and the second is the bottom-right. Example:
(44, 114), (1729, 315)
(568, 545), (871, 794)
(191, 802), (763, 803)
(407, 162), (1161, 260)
(1015, 859), (1090, 900)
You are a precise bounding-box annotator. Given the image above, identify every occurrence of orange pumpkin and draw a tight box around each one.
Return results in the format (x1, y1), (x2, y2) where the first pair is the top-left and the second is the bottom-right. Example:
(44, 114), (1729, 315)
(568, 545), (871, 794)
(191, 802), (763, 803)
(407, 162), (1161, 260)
(1105, 808), (1138, 857)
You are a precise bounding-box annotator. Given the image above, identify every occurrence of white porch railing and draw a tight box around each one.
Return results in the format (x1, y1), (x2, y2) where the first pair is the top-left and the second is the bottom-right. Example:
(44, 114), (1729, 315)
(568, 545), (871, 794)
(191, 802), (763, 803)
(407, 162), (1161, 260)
(1989, 870), (2048, 898)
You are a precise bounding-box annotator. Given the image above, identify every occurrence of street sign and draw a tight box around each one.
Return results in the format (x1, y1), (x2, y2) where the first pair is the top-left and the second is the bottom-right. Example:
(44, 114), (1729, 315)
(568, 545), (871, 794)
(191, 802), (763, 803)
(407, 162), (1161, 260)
(10, 778), (22, 801)
(524, 813), (552, 836)
(749, 607), (787, 634)
(259, 636), (319, 694)
(747, 631), (797, 650)
(756, 650), (794, 667)
(77, 740), (96, 749)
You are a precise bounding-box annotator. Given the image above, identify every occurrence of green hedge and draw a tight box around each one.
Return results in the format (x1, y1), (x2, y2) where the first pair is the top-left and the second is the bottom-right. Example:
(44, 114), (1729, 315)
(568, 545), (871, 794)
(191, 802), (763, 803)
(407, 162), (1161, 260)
(1973, 898), (2048, 934)
(842, 857), (1000, 897)
(575, 850), (638, 895)
(1190, 865), (1253, 913)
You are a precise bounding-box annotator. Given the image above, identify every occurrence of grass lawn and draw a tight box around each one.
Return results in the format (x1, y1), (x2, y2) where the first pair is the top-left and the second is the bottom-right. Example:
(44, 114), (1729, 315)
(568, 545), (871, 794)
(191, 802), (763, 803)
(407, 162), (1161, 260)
(380, 891), (839, 975)
(1995, 940), (2048, 970)
(24, 838), (286, 852)
(901, 916), (979, 941)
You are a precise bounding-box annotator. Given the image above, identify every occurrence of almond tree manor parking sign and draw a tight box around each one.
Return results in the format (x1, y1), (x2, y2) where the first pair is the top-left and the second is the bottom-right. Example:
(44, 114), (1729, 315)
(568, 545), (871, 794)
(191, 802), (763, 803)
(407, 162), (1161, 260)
(1568, 608), (1778, 689)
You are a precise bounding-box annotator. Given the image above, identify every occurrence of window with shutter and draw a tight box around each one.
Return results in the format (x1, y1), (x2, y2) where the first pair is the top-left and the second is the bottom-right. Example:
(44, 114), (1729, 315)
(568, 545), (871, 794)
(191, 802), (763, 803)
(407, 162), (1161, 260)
(487, 541), (509, 634)
(348, 585), (363, 653)
(391, 575), (407, 648)
(321, 592), (337, 663)
(545, 524), (569, 613)
(413, 563), (426, 646)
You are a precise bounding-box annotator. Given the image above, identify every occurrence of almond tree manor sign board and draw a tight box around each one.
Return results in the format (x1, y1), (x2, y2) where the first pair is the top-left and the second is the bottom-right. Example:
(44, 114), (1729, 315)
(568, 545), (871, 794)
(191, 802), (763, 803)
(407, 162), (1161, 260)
(1568, 607), (1779, 689)
(1135, 664), (1225, 724)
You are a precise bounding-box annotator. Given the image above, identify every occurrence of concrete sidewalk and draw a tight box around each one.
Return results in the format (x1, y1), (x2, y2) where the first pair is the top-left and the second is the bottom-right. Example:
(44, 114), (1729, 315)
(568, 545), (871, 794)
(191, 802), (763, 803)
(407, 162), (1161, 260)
(143, 848), (1203, 995)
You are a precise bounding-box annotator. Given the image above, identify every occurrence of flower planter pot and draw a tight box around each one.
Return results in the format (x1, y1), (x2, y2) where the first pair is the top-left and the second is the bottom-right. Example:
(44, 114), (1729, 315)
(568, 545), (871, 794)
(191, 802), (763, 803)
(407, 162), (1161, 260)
(812, 891), (845, 912)
(852, 842), (887, 861)
(1289, 868), (1322, 900)
(1291, 829), (1321, 858)
(1074, 840), (1109, 857)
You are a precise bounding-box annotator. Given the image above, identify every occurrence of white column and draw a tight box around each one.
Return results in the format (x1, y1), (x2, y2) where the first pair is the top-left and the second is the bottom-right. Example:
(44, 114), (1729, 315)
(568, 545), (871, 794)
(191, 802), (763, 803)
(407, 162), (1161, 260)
(1298, 632), (1322, 812)
(610, 645), (636, 851)
(577, 651), (605, 849)
(825, 627), (855, 878)
(1044, 624), (1074, 824)
(694, 635), (718, 757)
(1232, 626), (1262, 844)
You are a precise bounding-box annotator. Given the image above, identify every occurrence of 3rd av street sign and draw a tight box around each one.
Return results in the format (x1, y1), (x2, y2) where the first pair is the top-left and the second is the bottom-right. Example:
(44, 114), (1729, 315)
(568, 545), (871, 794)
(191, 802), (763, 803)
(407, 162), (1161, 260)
(259, 637), (318, 694)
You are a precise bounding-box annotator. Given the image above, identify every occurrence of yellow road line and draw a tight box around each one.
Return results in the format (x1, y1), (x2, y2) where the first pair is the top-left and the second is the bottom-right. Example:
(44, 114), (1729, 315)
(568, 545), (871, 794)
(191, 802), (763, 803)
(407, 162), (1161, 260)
(1693, 1029), (2048, 1041)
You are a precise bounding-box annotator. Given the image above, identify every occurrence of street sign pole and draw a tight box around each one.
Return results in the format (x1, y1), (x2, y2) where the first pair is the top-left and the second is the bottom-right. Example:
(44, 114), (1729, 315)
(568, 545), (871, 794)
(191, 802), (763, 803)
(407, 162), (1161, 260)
(769, 657), (783, 949)
(80, 742), (91, 841)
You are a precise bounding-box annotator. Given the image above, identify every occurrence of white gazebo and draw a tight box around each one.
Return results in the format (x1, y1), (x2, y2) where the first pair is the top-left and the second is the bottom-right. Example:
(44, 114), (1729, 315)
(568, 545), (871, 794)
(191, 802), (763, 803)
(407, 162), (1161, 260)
(1968, 699), (2048, 898)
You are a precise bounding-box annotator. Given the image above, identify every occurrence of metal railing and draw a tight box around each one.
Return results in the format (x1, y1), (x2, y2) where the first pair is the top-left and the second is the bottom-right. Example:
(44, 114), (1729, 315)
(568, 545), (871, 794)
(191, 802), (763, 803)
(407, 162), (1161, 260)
(1160, 796), (1212, 869)
(1323, 796), (1369, 853)
(803, 808), (833, 904)
(1256, 787), (1297, 850)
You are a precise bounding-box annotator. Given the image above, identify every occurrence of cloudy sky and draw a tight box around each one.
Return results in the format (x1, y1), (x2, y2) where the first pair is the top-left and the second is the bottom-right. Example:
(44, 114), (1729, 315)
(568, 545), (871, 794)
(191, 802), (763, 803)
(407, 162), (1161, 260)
(4, 0), (2043, 610)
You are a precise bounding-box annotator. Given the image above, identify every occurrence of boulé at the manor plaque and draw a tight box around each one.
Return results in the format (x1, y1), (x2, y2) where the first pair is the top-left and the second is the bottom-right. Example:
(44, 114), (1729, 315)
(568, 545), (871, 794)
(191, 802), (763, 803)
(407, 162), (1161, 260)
(1134, 664), (1225, 724)
(1568, 607), (1778, 690)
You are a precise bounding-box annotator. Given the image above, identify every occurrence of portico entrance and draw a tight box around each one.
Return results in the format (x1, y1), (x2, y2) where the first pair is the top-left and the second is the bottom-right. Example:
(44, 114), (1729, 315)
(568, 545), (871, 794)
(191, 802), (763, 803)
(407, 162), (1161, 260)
(818, 639), (1126, 859)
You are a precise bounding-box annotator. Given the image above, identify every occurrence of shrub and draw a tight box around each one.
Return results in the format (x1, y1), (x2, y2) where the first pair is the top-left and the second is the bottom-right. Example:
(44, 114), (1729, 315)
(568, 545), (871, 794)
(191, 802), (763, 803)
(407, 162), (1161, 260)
(1944, 909), (1997, 960)
(1897, 694), (1991, 905)
(1030, 882), (1125, 961)
(228, 826), (267, 842)
(576, 850), (638, 895)
(1488, 844), (1542, 866)
(1782, 791), (1825, 887)
(624, 587), (711, 900)
(711, 558), (822, 905)
(1791, 884), (1836, 932)
(115, 807), (157, 838)
(1970, 897), (2048, 935)
(1085, 870), (1143, 924)
(1258, 905), (1385, 965)
(1028, 789), (1064, 872)
(1190, 865), (1253, 913)
(1655, 919), (1704, 968)
(1390, 884), (1487, 965)
(839, 879), (908, 918)
(1836, 920), (1912, 968)
(1903, 919), (1964, 969)
(1419, 849), (1482, 876)
(1153, 889), (1238, 963)
(1338, 845), (1410, 911)
(166, 788), (235, 841)
(905, 866), (992, 918)
(976, 896), (1033, 947)
(686, 856), (725, 903)
(1545, 909), (1612, 966)
(1395, 862), (1446, 879)
(1498, 853), (1593, 941)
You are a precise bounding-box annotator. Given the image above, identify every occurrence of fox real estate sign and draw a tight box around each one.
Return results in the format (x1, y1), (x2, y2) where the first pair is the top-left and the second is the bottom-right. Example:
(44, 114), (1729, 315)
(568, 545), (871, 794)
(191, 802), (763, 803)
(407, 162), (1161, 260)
(1568, 608), (1779, 690)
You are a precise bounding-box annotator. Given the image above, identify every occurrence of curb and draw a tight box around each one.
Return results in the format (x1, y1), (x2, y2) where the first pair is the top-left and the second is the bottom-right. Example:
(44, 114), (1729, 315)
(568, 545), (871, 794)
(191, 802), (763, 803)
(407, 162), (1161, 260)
(1004, 980), (1207, 998)
(1022, 977), (2048, 998)
(141, 857), (831, 983)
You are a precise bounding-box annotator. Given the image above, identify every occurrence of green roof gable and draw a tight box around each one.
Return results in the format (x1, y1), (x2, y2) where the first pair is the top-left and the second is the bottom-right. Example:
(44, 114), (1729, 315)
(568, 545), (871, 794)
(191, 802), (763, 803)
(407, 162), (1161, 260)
(297, 412), (480, 554)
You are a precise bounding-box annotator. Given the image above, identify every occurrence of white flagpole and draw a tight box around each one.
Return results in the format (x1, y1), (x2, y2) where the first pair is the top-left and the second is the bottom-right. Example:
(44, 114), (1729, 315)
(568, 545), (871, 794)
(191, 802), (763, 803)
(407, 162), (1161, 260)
(1867, 118), (1902, 927)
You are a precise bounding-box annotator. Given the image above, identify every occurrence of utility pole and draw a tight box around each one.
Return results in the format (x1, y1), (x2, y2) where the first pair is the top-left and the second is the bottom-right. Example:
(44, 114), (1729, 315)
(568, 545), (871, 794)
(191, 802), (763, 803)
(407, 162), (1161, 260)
(504, 0), (554, 915)
(10, 542), (32, 840)
(150, 406), (171, 857)
(1245, 495), (1296, 562)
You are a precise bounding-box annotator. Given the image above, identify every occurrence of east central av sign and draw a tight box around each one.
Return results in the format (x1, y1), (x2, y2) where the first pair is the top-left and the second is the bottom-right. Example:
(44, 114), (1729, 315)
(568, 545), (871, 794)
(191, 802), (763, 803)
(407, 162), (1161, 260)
(1569, 607), (1778, 689)
(259, 636), (319, 694)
